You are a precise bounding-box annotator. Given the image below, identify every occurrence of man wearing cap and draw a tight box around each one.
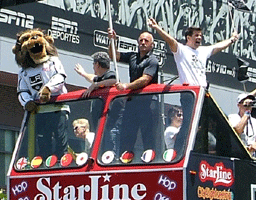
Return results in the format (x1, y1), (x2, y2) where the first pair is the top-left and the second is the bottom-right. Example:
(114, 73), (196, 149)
(228, 92), (256, 155)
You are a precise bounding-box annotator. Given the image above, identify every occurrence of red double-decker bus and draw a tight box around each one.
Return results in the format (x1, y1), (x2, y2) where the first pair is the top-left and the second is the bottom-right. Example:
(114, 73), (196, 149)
(7, 83), (256, 199)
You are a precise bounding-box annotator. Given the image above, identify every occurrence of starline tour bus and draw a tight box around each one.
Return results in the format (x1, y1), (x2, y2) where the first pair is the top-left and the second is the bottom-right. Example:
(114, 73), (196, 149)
(7, 83), (256, 200)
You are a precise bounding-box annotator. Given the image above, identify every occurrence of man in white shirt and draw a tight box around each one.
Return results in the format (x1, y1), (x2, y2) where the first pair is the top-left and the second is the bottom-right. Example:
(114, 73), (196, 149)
(229, 92), (256, 155)
(148, 18), (240, 88)
(148, 18), (240, 155)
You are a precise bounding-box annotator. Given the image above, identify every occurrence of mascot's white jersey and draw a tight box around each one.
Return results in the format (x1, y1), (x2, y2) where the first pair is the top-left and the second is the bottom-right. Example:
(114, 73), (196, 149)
(17, 56), (67, 107)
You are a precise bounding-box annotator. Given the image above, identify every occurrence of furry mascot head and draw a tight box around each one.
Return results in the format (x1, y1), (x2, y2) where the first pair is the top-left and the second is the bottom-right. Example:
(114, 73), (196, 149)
(13, 28), (67, 112)
(12, 28), (58, 68)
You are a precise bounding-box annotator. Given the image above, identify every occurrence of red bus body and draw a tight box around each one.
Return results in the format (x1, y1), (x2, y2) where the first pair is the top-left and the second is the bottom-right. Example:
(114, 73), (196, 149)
(7, 84), (256, 200)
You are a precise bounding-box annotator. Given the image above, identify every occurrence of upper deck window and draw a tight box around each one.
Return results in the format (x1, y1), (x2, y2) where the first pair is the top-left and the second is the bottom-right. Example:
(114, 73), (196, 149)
(14, 98), (103, 170)
(98, 91), (195, 165)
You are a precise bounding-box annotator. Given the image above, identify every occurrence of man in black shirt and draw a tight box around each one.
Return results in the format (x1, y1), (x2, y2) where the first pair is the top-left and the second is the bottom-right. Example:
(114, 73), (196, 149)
(75, 51), (117, 130)
(74, 51), (117, 97)
(108, 29), (159, 155)
(108, 29), (158, 89)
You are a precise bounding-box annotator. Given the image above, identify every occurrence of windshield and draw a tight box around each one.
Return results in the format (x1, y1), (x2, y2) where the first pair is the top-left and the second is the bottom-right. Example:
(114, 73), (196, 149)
(14, 98), (103, 170)
(98, 91), (195, 165)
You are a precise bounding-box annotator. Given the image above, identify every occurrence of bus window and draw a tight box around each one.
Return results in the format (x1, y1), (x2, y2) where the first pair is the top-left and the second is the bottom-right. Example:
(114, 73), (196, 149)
(14, 98), (103, 170)
(98, 91), (195, 165)
(193, 94), (251, 160)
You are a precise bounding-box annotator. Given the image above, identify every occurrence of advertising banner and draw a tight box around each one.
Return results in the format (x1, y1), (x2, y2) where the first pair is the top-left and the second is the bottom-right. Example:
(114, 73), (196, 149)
(1, 0), (256, 91)
(187, 152), (235, 200)
(10, 170), (183, 199)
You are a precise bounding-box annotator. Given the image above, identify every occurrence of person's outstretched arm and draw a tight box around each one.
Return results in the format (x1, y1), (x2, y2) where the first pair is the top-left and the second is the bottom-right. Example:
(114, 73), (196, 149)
(74, 63), (95, 83)
(211, 30), (240, 55)
(148, 18), (178, 53)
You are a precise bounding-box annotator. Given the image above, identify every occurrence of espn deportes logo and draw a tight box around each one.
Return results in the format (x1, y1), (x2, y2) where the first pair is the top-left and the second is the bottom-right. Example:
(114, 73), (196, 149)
(94, 30), (167, 67)
(0, 8), (34, 29)
(48, 16), (80, 44)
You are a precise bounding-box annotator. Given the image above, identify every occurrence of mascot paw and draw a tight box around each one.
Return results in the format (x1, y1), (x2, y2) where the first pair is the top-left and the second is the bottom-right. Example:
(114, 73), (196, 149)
(25, 101), (38, 113)
(39, 86), (51, 103)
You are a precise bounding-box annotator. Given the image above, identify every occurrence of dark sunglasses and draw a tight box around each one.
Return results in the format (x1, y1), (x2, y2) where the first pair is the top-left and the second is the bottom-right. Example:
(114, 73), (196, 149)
(73, 126), (86, 130)
(176, 113), (183, 117)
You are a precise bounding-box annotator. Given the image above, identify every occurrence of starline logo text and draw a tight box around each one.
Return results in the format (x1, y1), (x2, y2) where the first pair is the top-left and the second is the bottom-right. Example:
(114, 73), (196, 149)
(34, 174), (147, 200)
(199, 161), (234, 187)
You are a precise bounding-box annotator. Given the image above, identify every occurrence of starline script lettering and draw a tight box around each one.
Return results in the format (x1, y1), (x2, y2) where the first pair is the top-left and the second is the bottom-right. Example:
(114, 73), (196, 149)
(33, 174), (147, 200)
(48, 16), (80, 44)
(199, 161), (234, 187)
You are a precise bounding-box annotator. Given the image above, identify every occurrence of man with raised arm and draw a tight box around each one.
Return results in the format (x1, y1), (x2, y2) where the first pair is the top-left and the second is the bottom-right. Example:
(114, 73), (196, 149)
(148, 18), (239, 88)
(74, 51), (117, 97)
(229, 89), (256, 156)
(107, 29), (159, 155)
(108, 28), (159, 90)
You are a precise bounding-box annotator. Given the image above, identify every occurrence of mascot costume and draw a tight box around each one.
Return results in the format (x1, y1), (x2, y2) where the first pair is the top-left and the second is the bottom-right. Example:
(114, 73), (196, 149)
(13, 28), (68, 159)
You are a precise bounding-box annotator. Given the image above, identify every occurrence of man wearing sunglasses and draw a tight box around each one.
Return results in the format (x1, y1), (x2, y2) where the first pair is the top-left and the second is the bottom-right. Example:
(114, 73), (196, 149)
(228, 91), (256, 155)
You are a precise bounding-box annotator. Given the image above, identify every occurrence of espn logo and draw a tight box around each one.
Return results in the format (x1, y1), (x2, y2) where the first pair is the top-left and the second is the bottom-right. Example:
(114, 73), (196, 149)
(0, 8), (34, 29)
(48, 16), (80, 44)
